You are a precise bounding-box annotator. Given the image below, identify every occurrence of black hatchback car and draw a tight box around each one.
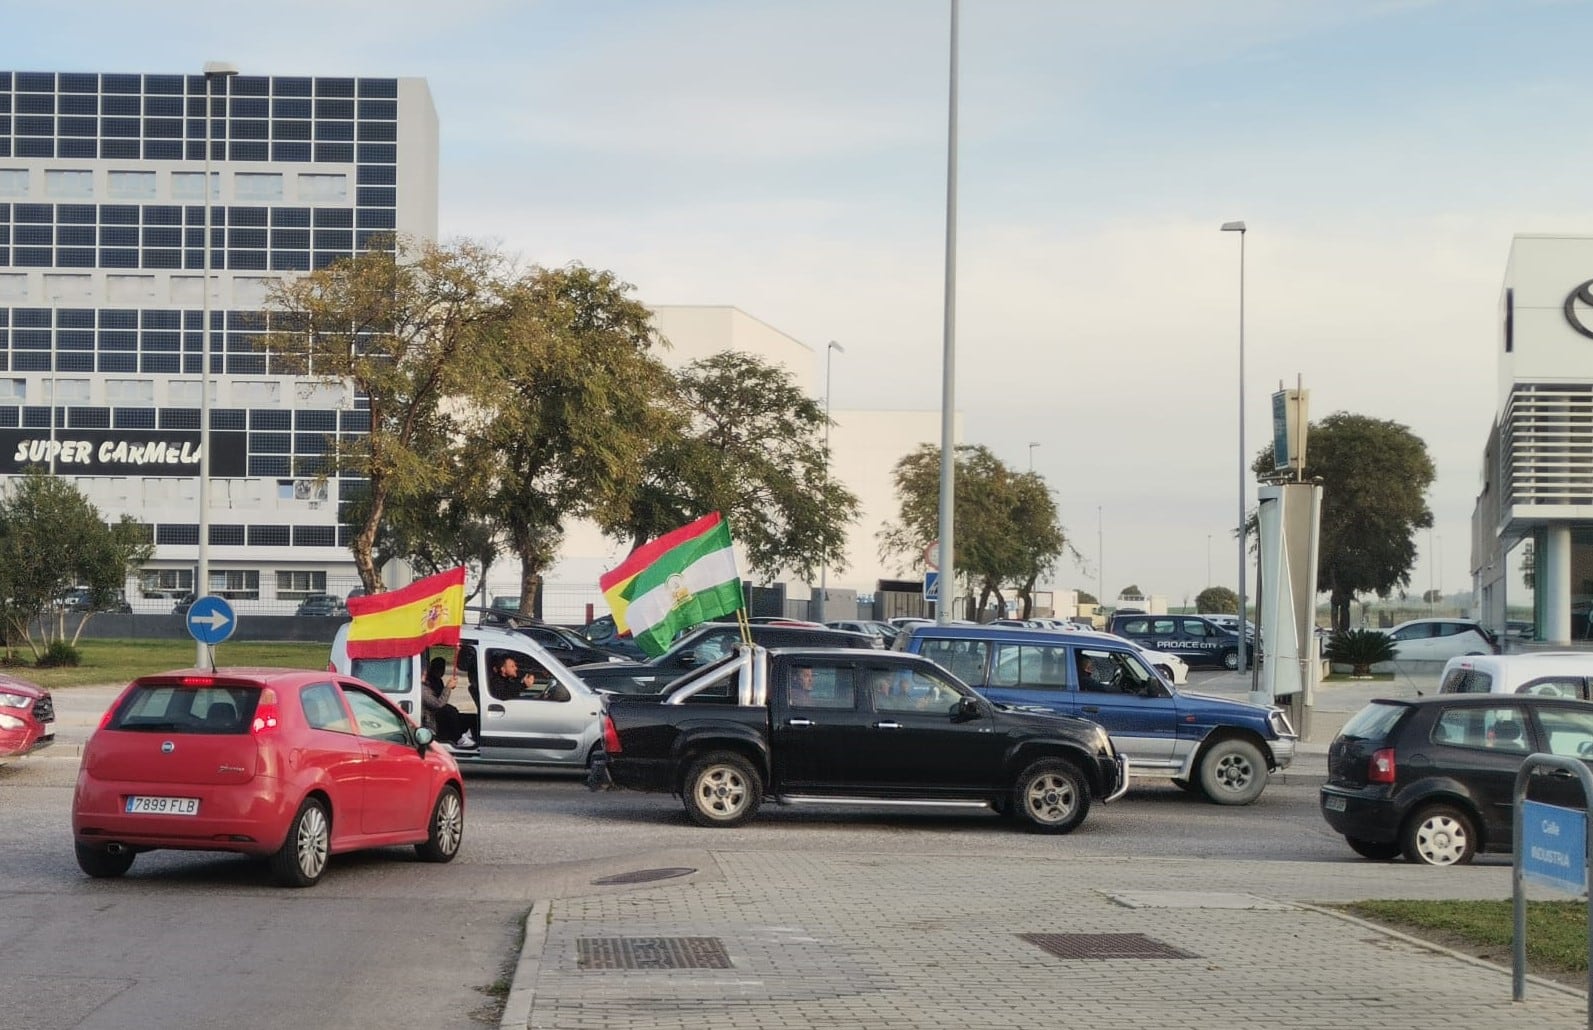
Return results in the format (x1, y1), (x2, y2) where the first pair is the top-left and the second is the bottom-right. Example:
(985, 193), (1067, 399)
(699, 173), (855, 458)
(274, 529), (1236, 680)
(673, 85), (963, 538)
(1319, 694), (1593, 866)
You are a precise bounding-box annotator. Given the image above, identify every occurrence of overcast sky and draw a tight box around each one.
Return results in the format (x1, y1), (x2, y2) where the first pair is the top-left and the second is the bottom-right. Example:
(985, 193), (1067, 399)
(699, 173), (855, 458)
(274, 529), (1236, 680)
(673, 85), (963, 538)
(3, 0), (1578, 605)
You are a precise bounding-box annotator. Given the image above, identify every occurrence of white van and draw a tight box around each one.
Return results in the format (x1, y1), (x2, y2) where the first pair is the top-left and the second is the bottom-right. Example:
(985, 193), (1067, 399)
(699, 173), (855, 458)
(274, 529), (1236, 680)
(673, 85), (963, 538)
(329, 622), (605, 771)
(1437, 653), (1593, 699)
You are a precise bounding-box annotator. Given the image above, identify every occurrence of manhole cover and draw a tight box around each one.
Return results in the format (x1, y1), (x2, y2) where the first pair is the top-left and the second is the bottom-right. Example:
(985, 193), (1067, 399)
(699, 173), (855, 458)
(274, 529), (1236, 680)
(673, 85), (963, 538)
(590, 867), (697, 885)
(1020, 932), (1196, 960)
(577, 936), (731, 970)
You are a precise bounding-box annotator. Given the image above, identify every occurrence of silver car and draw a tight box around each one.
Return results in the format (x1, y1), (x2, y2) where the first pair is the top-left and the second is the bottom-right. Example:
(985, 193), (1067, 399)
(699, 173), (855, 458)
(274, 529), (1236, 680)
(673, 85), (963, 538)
(330, 622), (604, 771)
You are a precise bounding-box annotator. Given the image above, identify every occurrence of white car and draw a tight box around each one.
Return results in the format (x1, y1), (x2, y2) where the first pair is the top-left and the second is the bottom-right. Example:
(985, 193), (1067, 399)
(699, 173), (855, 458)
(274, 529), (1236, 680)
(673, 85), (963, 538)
(1385, 619), (1498, 662)
(1438, 653), (1593, 698)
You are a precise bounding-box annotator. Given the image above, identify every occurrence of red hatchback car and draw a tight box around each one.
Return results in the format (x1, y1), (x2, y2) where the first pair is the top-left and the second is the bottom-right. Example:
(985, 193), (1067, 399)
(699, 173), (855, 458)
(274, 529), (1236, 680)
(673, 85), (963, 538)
(0, 671), (55, 763)
(72, 668), (464, 887)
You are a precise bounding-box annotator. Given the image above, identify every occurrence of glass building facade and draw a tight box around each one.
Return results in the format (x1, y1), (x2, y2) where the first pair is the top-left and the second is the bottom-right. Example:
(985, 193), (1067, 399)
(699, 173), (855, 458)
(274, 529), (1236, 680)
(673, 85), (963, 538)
(0, 70), (438, 608)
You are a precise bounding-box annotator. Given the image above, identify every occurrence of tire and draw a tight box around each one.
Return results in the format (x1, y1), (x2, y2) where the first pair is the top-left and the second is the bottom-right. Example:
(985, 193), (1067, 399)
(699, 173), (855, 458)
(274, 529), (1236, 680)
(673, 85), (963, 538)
(1345, 836), (1401, 861)
(1223, 649), (1240, 671)
(683, 752), (763, 828)
(586, 743), (605, 771)
(415, 785), (464, 863)
(1011, 759), (1090, 834)
(1197, 738), (1268, 805)
(270, 797), (331, 887)
(1401, 804), (1477, 866)
(75, 842), (134, 879)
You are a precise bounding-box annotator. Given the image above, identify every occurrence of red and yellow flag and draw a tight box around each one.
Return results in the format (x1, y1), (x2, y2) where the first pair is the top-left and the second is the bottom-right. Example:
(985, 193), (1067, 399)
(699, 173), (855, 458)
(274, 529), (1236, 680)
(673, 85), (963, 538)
(344, 566), (466, 659)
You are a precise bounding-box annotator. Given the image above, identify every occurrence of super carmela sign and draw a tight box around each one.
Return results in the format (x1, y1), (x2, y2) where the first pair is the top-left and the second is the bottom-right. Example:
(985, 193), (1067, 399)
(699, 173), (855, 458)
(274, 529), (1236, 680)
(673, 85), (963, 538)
(0, 430), (248, 477)
(14, 438), (202, 466)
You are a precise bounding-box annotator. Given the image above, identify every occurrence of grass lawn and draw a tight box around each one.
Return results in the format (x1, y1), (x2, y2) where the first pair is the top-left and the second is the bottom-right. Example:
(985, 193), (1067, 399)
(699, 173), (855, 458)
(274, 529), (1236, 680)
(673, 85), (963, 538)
(1344, 899), (1589, 978)
(2, 638), (330, 689)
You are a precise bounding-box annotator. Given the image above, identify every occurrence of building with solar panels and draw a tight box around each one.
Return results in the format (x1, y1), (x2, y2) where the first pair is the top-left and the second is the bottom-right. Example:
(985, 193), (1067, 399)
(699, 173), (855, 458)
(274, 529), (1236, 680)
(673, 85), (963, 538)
(0, 69), (437, 611)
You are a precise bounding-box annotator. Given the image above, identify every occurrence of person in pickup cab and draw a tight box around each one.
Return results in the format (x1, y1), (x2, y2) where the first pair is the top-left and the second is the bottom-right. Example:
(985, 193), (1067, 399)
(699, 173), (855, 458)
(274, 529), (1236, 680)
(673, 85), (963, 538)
(790, 665), (819, 706)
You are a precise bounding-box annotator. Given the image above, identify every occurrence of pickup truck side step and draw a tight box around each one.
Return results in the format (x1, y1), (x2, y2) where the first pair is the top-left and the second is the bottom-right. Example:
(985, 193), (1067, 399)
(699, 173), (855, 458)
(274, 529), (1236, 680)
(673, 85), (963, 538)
(776, 795), (994, 810)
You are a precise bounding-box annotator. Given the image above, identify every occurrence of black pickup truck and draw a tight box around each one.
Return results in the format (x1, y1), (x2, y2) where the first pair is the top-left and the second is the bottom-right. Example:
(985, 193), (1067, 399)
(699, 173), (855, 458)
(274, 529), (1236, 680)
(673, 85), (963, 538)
(589, 645), (1128, 833)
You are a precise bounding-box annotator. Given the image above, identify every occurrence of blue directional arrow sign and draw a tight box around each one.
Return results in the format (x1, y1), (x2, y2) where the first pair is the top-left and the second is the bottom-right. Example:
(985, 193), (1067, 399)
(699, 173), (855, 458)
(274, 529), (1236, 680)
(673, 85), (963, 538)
(186, 595), (237, 647)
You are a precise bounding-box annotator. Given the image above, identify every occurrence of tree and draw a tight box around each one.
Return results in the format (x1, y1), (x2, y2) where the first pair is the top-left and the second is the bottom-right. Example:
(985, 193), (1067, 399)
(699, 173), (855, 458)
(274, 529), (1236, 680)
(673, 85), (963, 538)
(616, 350), (860, 584)
(1076, 591), (1099, 605)
(1252, 411), (1434, 632)
(1196, 586), (1238, 614)
(261, 236), (517, 593)
(0, 471), (153, 658)
(1119, 584), (1143, 598)
(463, 264), (679, 614)
(1422, 588), (1444, 604)
(879, 445), (1066, 620)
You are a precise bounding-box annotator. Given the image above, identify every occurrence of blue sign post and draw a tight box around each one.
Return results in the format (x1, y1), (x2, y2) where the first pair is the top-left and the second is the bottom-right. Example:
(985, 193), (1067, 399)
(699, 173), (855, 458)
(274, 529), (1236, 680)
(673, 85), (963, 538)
(1522, 800), (1587, 893)
(186, 595), (237, 648)
(1513, 754), (1593, 1026)
(923, 571), (939, 603)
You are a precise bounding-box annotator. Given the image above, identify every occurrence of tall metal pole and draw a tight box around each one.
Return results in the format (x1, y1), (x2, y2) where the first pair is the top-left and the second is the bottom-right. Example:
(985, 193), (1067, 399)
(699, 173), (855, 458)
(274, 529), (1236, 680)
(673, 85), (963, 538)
(1028, 441), (1038, 472)
(935, 0), (959, 624)
(1097, 505), (1103, 607)
(197, 61), (237, 664)
(1222, 221), (1248, 676)
(817, 340), (843, 623)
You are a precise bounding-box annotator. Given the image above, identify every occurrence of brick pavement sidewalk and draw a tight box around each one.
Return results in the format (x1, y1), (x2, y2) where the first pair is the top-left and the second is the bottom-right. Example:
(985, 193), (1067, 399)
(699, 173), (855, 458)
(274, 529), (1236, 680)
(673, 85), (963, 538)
(502, 853), (1587, 1030)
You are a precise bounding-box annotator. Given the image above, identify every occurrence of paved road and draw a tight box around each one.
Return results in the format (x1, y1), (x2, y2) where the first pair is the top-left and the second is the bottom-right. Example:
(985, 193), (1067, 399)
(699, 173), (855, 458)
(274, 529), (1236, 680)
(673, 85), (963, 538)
(1, 670), (1455, 1029)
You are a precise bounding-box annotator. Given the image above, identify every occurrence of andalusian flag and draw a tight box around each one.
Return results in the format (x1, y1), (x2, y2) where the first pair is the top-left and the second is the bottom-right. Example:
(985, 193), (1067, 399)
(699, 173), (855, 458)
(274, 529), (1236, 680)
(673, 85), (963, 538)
(344, 566), (466, 659)
(599, 512), (743, 657)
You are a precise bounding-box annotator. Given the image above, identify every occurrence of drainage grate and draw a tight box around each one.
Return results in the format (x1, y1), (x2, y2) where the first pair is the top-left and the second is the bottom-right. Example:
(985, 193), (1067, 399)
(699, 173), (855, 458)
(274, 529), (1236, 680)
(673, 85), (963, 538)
(577, 936), (732, 970)
(590, 867), (697, 886)
(1020, 932), (1196, 960)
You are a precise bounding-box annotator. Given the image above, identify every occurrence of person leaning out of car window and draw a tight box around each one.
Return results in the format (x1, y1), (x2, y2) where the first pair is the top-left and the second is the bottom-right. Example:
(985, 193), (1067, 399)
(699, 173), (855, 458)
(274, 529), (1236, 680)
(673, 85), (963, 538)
(421, 656), (468, 745)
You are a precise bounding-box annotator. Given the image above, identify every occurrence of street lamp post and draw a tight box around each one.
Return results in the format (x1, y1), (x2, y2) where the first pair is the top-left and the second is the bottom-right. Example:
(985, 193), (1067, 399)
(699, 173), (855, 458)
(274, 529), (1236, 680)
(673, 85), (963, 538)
(935, 0), (959, 624)
(1028, 441), (1039, 472)
(1221, 220), (1249, 680)
(196, 60), (237, 664)
(817, 340), (845, 623)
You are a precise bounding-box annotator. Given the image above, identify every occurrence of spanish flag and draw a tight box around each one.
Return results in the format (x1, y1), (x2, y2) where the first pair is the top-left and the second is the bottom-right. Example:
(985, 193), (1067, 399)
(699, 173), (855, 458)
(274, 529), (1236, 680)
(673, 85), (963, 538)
(344, 566), (467, 659)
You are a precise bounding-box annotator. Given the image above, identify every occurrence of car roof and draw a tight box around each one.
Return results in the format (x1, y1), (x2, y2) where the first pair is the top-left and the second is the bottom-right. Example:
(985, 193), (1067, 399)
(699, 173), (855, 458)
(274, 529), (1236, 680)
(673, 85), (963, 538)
(1387, 693), (1591, 710)
(902, 623), (1124, 645)
(131, 667), (336, 686)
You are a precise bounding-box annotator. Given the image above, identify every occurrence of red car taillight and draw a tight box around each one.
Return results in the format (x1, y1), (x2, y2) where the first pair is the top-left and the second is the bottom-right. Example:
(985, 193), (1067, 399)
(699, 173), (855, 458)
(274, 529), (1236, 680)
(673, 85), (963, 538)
(252, 688), (281, 735)
(1368, 748), (1396, 784)
(601, 713), (622, 754)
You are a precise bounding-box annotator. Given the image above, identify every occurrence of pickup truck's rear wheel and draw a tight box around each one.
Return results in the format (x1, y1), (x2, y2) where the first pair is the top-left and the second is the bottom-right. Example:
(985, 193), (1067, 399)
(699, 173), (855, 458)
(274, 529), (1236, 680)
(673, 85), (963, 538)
(1012, 759), (1089, 834)
(683, 752), (762, 828)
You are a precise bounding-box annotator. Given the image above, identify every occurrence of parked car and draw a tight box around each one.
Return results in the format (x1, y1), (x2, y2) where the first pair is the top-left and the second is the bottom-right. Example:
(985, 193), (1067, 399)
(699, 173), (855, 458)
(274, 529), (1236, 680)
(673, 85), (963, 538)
(1383, 618), (1499, 662)
(894, 623), (1294, 804)
(294, 594), (348, 617)
(1320, 694), (1593, 865)
(71, 668), (464, 886)
(580, 615), (648, 661)
(826, 619), (898, 646)
(591, 644), (1128, 833)
(330, 621), (607, 771)
(0, 672), (54, 764)
(470, 609), (630, 666)
(1438, 653), (1593, 699)
(171, 592), (195, 617)
(1201, 614), (1258, 641)
(1108, 613), (1249, 670)
(60, 587), (132, 613)
(569, 622), (878, 695)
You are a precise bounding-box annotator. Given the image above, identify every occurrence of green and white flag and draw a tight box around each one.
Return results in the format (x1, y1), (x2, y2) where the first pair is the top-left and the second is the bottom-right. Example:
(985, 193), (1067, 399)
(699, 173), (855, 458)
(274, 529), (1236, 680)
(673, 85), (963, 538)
(599, 512), (744, 657)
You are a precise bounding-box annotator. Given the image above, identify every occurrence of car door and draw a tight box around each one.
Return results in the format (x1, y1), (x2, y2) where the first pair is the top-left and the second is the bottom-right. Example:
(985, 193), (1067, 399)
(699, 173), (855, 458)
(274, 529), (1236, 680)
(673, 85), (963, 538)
(771, 660), (868, 791)
(339, 682), (431, 835)
(293, 681), (367, 843)
(1073, 646), (1177, 765)
(1389, 622), (1436, 660)
(980, 640), (1075, 717)
(1426, 703), (1531, 841)
(477, 647), (601, 764)
(1522, 704), (1593, 810)
(858, 662), (1006, 796)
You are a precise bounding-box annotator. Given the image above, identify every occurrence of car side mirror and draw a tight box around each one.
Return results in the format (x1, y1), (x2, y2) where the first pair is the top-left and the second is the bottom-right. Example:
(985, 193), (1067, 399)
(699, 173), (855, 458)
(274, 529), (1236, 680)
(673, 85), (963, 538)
(414, 727), (435, 754)
(954, 696), (982, 721)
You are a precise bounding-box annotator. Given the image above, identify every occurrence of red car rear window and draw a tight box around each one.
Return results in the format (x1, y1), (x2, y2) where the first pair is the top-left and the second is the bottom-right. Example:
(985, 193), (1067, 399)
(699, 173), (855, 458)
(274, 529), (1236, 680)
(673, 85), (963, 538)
(109, 684), (262, 735)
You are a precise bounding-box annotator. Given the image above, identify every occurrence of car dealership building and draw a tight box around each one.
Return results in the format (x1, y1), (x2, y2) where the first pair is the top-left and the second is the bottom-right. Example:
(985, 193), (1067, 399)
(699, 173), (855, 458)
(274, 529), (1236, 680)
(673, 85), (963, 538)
(1472, 234), (1593, 643)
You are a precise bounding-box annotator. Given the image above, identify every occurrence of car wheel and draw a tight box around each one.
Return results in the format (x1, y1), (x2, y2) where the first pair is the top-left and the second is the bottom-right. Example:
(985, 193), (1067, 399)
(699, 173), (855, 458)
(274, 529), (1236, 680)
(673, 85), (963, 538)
(270, 797), (331, 887)
(74, 842), (134, 879)
(1012, 759), (1090, 834)
(415, 785), (464, 863)
(585, 743), (604, 771)
(1401, 804), (1476, 866)
(1223, 650), (1240, 671)
(1345, 836), (1401, 861)
(683, 752), (763, 828)
(1198, 738), (1268, 805)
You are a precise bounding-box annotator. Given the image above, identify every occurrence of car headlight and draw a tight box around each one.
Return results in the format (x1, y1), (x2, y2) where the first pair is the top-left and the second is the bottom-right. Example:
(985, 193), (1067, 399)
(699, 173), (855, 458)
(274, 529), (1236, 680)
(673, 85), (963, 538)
(1269, 710), (1296, 737)
(0, 692), (31, 709)
(0, 713), (23, 730)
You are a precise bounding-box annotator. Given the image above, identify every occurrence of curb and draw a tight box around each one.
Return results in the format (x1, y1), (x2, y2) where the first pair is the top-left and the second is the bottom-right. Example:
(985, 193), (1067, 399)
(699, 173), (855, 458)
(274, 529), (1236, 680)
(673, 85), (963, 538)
(500, 900), (549, 1030)
(1295, 901), (1588, 1002)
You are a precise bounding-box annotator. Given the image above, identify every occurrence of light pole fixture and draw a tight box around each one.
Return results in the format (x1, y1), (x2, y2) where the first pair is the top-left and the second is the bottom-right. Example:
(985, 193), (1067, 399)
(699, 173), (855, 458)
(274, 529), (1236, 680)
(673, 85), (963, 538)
(935, 0), (960, 624)
(1221, 220), (1248, 679)
(196, 60), (237, 664)
(816, 340), (845, 623)
(1028, 441), (1039, 471)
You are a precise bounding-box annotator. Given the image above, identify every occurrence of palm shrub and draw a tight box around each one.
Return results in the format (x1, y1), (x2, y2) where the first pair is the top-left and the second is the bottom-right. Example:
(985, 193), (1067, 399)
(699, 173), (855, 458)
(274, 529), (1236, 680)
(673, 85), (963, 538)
(1324, 629), (1395, 676)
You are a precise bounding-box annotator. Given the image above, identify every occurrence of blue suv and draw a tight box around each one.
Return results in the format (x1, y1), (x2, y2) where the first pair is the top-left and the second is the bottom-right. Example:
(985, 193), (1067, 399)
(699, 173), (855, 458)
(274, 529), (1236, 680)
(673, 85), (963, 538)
(895, 624), (1296, 804)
